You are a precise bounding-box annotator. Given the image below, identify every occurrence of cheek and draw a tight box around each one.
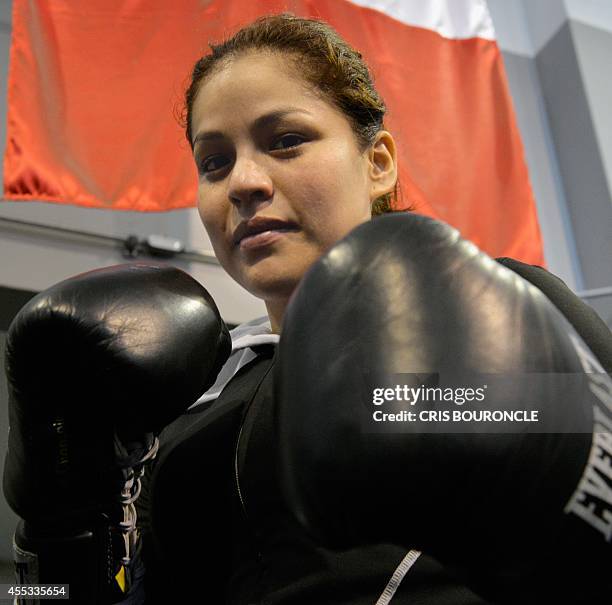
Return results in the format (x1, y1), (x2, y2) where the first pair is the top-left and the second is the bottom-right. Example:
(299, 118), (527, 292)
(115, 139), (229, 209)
(310, 142), (368, 202)
(294, 152), (369, 241)
(197, 189), (226, 243)
(198, 199), (236, 276)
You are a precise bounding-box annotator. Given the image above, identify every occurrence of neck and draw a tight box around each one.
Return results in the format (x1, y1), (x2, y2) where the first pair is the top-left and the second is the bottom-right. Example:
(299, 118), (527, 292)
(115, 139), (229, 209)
(265, 298), (289, 334)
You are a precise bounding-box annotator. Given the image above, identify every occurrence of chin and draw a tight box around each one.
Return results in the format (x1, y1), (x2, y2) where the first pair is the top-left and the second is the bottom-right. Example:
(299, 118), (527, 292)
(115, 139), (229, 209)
(253, 279), (301, 303)
(240, 271), (303, 302)
(234, 254), (316, 301)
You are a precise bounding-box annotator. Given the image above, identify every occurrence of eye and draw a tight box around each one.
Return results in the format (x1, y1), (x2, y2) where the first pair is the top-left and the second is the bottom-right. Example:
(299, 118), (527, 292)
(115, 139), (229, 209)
(200, 154), (230, 174)
(270, 133), (306, 151)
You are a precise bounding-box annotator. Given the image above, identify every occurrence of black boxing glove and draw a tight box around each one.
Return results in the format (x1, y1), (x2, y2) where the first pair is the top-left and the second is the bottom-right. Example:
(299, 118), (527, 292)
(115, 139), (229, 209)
(3, 263), (231, 603)
(276, 214), (612, 603)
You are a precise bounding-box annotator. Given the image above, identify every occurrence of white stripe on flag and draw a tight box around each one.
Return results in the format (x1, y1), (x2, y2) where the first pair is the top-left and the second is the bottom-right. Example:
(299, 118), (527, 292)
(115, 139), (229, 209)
(346, 0), (496, 40)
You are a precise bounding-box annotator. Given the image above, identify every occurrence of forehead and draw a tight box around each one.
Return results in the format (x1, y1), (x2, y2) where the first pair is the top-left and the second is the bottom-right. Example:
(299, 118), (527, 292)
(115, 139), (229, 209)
(190, 51), (341, 134)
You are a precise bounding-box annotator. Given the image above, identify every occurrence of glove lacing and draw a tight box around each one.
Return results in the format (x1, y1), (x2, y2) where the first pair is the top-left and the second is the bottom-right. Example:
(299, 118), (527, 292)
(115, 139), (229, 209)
(116, 436), (159, 566)
(105, 433), (159, 592)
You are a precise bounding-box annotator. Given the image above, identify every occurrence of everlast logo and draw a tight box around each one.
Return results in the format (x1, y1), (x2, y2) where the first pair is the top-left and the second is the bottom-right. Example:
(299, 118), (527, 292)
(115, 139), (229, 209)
(52, 417), (70, 475)
(564, 334), (612, 541)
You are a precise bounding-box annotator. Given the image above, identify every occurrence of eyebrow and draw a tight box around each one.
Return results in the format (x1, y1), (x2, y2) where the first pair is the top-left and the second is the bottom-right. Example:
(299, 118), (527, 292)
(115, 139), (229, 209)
(191, 107), (312, 147)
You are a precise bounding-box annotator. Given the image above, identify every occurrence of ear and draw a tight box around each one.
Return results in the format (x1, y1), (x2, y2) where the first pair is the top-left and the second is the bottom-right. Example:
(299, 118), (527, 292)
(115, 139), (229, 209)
(367, 130), (398, 203)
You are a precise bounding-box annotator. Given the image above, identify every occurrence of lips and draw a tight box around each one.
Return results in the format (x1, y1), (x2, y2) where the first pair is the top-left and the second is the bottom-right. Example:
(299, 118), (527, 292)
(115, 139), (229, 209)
(232, 217), (299, 246)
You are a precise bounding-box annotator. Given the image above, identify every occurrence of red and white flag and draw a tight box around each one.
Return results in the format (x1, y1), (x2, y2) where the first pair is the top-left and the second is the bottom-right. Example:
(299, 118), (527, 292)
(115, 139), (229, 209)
(3, 0), (544, 263)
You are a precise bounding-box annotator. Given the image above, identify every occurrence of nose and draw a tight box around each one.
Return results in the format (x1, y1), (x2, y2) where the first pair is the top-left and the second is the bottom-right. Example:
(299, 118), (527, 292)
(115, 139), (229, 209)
(228, 155), (273, 211)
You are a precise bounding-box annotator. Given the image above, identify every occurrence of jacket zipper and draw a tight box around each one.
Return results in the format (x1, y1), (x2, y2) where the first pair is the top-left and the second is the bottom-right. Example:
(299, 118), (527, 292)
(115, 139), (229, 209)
(234, 420), (249, 518)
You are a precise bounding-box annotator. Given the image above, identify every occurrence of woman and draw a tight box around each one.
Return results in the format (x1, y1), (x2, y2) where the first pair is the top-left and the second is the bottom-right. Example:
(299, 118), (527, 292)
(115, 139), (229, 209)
(138, 13), (498, 605)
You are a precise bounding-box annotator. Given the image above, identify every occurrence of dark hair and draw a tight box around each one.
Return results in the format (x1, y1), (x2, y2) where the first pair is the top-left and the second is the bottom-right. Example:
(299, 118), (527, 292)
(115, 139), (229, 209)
(182, 13), (401, 214)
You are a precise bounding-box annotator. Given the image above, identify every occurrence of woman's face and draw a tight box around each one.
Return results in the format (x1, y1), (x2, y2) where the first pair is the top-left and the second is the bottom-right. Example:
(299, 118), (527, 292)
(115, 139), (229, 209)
(191, 51), (391, 303)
